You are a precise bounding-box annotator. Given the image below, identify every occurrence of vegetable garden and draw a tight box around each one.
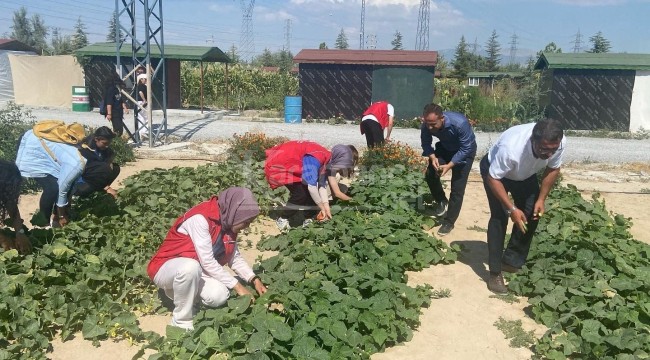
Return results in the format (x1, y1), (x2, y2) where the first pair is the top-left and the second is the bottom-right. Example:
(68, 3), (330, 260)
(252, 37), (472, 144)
(1, 135), (648, 359)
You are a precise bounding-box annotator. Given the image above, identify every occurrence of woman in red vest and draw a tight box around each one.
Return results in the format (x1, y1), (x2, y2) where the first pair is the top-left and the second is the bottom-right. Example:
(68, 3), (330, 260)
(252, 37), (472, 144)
(360, 101), (395, 147)
(147, 187), (267, 330)
(265, 141), (358, 230)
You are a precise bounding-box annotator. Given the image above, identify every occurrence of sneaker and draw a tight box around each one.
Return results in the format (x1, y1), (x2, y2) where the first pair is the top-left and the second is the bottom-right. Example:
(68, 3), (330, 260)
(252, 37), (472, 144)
(431, 201), (448, 217)
(437, 222), (454, 236)
(302, 218), (313, 227)
(487, 273), (509, 294)
(501, 262), (520, 274)
(275, 217), (290, 231)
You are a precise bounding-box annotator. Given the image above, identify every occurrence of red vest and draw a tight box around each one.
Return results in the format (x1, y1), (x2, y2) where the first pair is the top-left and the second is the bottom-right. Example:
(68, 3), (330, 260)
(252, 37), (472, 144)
(361, 101), (390, 134)
(264, 141), (331, 189)
(147, 197), (236, 280)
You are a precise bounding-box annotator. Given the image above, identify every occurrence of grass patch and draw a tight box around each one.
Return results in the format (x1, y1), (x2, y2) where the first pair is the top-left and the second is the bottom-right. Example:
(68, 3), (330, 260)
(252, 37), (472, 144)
(494, 317), (536, 348)
(467, 225), (487, 232)
(431, 288), (452, 299)
(489, 293), (520, 304)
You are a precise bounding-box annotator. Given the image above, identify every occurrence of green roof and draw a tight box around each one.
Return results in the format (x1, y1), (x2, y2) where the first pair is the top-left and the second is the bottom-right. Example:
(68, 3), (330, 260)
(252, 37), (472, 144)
(76, 42), (230, 62)
(535, 52), (650, 70)
(466, 71), (524, 78)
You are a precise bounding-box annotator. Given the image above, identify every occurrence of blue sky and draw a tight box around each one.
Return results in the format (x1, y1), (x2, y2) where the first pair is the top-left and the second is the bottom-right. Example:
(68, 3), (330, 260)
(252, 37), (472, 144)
(1, 0), (649, 60)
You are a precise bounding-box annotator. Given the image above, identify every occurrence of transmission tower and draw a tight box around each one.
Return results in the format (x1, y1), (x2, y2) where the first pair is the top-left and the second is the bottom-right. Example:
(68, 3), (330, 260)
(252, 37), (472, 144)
(284, 19), (291, 52)
(573, 29), (583, 53)
(360, 0), (366, 49)
(115, 0), (167, 147)
(509, 33), (518, 65)
(471, 37), (479, 54)
(415, 0), (430, 50)
(366, 34), (377, 50)
(240, 0), (255, 61)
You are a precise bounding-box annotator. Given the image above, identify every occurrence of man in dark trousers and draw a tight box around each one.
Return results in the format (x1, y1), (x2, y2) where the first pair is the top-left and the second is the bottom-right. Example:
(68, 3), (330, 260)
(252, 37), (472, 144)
(360, 101), (394, 147)
(421, 103), (477, 236)
(481, 118), (565, 294)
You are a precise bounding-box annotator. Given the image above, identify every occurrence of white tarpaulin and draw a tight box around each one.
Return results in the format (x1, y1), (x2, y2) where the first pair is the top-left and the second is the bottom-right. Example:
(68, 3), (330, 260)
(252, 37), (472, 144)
(630, 71), (650, 132)
(8, 54), (84, 108)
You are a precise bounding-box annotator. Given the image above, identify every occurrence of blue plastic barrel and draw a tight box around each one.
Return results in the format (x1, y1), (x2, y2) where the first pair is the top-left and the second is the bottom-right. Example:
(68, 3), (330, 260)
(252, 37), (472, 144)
(284, 96), (302, 123)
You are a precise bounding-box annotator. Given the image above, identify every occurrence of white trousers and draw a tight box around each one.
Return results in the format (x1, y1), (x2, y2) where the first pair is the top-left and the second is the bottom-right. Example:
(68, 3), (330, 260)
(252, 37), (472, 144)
(152, 257), (230, 330)
(136, 101), (149, 136)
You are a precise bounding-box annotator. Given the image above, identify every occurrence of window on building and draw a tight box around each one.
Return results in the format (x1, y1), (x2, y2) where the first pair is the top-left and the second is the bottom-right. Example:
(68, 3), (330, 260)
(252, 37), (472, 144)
(468, 77), (480, 87)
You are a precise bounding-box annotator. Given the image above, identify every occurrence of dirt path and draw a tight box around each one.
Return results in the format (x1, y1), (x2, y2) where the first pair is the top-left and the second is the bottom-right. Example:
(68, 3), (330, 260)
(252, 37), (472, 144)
(18, 158), (647, 360)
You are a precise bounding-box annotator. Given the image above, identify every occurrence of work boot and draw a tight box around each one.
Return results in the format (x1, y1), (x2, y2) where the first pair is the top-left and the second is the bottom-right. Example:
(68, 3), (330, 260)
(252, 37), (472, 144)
(487, 272), (508, 294)
(437, 222), (454, 236)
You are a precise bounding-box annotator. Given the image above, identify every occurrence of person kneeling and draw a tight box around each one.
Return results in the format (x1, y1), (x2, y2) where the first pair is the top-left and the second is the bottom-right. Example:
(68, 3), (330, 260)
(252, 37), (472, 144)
(147, 187), (267, 330)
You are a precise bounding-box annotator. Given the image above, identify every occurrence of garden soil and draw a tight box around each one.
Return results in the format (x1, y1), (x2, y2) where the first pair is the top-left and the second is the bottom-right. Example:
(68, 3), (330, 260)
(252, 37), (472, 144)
(16, 156), (649, 360)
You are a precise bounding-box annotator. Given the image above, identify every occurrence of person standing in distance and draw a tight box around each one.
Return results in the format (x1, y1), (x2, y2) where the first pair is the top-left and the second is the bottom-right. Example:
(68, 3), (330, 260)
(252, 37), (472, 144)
(360, 101), (395, 147)
(481, 118), (565, 294)
(420, 103), (477, 236)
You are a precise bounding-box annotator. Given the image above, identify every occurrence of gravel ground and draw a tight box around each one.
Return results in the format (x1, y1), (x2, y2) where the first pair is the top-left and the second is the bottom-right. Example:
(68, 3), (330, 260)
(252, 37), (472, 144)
(23, 106), (650, 164)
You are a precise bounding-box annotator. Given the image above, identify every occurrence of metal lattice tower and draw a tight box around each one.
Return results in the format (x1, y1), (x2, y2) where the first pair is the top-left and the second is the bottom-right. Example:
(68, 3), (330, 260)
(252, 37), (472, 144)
(115, 0), (167, 147)
(573, 29), (583, 53)
(360, 0), (366, 49)
(240, 0), (255, 61)
(284, 19), (291, 52)
(415, 0), (430, 50)
(366, 34), (377, 50)
(509, 33), (518, 65)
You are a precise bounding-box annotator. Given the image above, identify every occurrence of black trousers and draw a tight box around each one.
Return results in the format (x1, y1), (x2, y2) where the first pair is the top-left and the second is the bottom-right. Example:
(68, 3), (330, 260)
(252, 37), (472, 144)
(110, 116), (124, 136)
(73, 163), (121, 197)
(425, 143), (475, 226)
(281, 183), (319, 225)
(34, 175), (59, 216)
(480, 155), (540, 274)
(361, 119), (384, 148)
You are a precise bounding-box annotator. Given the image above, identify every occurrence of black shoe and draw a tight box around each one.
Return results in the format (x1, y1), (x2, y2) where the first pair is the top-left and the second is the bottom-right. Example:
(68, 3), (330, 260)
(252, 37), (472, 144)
(437, 222), (454, 236)
(487, 273), (509, 294)
(431, 201), (448, 217)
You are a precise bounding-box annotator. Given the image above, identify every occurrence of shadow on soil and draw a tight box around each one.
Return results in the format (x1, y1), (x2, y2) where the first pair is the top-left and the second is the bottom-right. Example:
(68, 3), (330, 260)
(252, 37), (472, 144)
(451, 239), (490, 282)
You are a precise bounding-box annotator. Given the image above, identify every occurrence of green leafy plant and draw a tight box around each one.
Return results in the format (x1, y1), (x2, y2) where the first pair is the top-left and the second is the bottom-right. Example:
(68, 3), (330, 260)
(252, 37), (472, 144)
(359, 142), (425, 171)
(228, 132), (288, 162)
(494, 317), (536, 348)
(0, 102), (35, 161)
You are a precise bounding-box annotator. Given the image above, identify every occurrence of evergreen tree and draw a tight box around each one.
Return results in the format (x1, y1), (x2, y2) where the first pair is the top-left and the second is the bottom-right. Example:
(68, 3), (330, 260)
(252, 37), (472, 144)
(588, 31), (611, 53)
(319, 42), (328, 49)
(485, 29), (501, 71)
(51, 28), (73, 55)
(11, 8), (50, 54)
(536, 42), (562, 59)
(106, 12), (125, 43)
(452, 35), (471, 78)
(228, 44), (241, 64)
(252, 48), (275, 67)
(71, 17), (89, 51)
(391, 30), (403, 50)
(334, 28), (349, 50)
(10, 7), (31, 45)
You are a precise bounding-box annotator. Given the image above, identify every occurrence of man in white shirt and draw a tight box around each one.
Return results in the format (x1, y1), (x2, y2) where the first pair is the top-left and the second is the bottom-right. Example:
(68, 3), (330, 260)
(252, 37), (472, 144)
(480, 118), (566, 294)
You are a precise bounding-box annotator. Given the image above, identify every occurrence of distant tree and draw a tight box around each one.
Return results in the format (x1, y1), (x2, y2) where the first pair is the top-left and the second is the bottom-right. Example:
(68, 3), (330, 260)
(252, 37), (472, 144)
(228, 44), (241, 63)
(335, 28), (349, 50)
(319, 42), (328, 49)
(106, 11), (125, 43)
(468, 53), (486, 72)
(71, 17), (88, 51)
(436, 53), (449, 75)
(11, 7), (50, 54)
(391, 30), (403, 50)
(252, 48), (275, 67)
(588, 31), (611, 53)
(51, 28), (73, 55)
(536, 42), (563, 59)
(10, 7), (31, 45)
(485, 29), (501, 71)
(452, 35), (471, 78)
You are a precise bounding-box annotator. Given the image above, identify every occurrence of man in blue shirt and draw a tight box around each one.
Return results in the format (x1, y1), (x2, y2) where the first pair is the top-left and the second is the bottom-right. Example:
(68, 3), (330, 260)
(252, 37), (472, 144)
(421, 103), (477, 236)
